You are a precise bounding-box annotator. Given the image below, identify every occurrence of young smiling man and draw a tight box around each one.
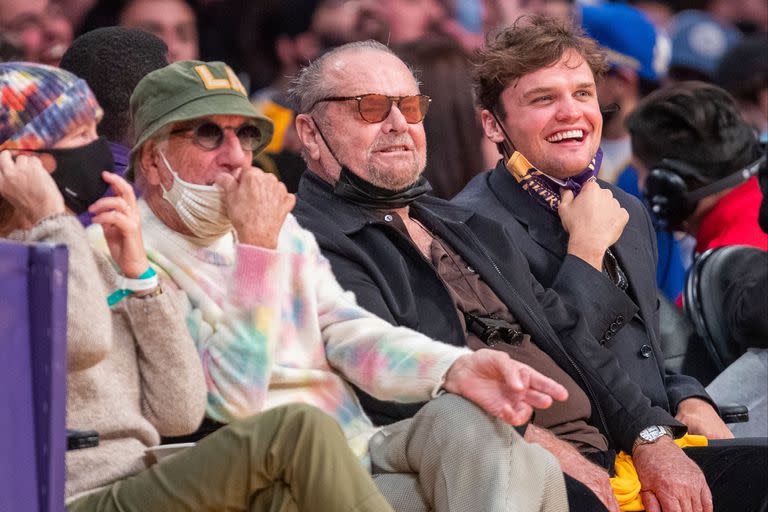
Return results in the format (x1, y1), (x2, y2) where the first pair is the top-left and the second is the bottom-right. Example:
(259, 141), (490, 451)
(451, 16), (768, 511)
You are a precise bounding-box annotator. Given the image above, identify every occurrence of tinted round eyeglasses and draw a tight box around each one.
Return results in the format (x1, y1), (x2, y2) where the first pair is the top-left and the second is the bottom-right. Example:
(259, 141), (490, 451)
(170, 121), (263, 151)
(311, 94), (432, 124)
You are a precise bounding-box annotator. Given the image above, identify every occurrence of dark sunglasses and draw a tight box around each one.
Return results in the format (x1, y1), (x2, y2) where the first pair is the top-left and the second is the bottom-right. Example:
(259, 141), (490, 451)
(312, 94), (431, 124)
(170, 121), (262, 151)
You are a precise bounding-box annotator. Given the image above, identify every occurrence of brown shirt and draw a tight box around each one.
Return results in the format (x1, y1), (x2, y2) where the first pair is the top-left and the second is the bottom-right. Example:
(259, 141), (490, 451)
(427, 234), (608, 453)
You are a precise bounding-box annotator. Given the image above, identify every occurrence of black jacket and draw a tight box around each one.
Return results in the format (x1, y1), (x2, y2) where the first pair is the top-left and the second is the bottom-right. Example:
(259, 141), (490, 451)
(453, 161), (711, 413)
(294, 172), (684, 453)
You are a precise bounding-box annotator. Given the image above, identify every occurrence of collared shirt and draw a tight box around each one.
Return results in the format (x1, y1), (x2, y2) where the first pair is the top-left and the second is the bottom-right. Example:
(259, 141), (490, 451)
(373, 209), (608, 453)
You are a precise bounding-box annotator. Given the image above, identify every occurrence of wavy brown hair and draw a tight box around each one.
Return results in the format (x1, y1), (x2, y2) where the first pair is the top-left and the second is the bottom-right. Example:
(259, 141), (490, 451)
(472, 15), (607, 119)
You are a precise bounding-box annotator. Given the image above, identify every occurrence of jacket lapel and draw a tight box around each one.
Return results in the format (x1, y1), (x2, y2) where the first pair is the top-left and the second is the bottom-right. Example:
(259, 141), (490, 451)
(609, 193), (657, 326)
(488, 165), (569, 259)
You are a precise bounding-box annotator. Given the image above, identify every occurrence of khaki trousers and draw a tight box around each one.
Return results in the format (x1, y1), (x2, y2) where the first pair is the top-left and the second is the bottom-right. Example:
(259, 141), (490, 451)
(371, 394), (568, 512)
(67, 404), (392, 512)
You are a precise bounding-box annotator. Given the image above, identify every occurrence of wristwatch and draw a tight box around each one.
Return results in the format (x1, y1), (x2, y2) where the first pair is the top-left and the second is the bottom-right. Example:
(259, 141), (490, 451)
(632, 425), (673, 453)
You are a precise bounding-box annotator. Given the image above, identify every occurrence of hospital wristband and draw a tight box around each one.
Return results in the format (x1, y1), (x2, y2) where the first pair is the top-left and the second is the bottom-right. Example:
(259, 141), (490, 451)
(107, 267), (159, 306)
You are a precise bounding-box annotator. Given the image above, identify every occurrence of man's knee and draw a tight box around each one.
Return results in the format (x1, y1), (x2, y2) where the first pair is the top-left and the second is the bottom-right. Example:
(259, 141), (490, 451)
(231, 403), (342, 443)
(420, 394), (508, 437)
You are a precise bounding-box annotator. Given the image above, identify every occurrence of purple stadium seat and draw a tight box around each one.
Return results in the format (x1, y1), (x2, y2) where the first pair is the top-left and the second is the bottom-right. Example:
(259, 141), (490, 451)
(0, 240), (68, 512)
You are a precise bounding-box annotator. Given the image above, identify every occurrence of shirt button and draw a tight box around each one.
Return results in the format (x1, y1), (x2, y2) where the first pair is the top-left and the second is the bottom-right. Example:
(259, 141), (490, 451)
(466, 265), (476, 273)
(384, 214), (393, 222)
(640, 344), (653, 358)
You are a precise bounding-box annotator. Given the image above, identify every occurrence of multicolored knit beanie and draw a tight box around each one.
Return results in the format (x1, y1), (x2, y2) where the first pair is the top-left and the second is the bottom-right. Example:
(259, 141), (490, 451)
(0, 62), (102, 151)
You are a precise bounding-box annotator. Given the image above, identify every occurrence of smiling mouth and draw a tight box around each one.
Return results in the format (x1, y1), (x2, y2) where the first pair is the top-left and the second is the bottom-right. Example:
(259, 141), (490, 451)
(545, 129), (586, 143)
(376, 145), (413, 153)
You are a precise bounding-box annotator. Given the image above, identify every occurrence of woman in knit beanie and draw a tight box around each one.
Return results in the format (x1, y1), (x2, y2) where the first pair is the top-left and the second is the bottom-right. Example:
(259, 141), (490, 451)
(0, 59), (208, 502)
(0, 62), (394, 512)
(0, 62), (115, 233)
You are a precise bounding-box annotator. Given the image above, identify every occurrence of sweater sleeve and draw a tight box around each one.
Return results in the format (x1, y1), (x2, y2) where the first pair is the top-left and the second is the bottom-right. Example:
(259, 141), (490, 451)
(117, 285), (207, 436)
(308, 231), (470, 402)
(193, 243), (288, 423)
(19, 215), (112, 372)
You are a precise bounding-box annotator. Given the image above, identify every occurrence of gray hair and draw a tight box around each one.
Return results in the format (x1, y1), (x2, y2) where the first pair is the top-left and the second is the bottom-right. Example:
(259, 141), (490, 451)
(289, 40), (398, 114)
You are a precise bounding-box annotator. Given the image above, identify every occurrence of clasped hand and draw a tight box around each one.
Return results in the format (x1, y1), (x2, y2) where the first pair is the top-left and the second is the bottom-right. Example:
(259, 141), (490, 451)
(216, 167), (295, 249)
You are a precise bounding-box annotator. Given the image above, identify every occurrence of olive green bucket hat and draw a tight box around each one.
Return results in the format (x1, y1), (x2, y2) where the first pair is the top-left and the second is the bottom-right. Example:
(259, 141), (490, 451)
(127, 60), (273, 180)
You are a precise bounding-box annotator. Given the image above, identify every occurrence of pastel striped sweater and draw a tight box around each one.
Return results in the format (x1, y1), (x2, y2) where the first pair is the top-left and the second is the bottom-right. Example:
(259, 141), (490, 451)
(90, 201), (470, 466)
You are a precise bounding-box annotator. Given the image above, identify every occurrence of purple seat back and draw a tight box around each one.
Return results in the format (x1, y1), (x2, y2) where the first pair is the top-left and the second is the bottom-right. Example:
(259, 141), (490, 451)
(0, 240), (68, 512)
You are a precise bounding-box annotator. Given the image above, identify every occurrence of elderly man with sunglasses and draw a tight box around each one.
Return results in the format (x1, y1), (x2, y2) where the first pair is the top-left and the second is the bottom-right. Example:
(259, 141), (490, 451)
(107, 59), (582, 511)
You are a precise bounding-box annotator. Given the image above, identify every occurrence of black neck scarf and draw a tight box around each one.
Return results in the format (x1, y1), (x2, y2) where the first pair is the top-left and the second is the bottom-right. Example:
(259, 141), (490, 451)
(314, 121), (431, 209)
(334, 166), (432, 210)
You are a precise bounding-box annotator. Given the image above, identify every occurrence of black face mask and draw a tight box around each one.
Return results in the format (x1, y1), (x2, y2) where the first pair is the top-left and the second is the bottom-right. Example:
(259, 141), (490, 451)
(36, 137), (113, 214)
(333, 165), (432, 209)
(313, 121), (431, 209)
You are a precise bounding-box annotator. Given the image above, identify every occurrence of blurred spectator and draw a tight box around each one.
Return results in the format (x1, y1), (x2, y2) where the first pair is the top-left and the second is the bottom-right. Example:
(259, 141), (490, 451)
(628, 81), (768, 437)
(0, 33), (24, 62)
(708, 0), (768, 35)
(60, 27), (168, 147)
(667, 10), (741, 83)
(374, 0), (448, 44)
(243, 0), (388, 191)
(59, 27), (169, 224)
(41, 2), (74, 66)
(241, 0), (320, 189)
(482, 0), (575, 33)
(628, 0), (675, 29)
(394, 37), (485, 199)
(715, 37), (768, 140)
(579, 3), (670, 184)
(54, 0), (98, 28)
(119, 0), (198, 62)
(359, 0), (483, 49)
(628, 82), (767, 252)
(77, 0), (198, 62)
(0, 0), (74, 66)
(580, 2), (685, 302)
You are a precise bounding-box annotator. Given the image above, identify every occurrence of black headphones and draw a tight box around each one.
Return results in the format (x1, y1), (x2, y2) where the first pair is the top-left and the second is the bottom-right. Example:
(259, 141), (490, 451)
(644, 153), (766, 231)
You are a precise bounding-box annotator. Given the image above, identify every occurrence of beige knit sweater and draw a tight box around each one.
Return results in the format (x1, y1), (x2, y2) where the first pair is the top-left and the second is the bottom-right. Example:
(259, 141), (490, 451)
(10, 215), (207, 499)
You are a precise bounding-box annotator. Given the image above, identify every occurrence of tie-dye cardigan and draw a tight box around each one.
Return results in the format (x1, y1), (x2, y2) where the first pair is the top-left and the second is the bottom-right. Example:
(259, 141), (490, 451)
(90, 200), (469, 466)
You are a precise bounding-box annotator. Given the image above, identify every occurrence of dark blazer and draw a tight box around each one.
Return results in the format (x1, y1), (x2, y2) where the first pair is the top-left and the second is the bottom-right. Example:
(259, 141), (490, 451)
(452, 161), (711, 414)
(294, 171), (683, 453)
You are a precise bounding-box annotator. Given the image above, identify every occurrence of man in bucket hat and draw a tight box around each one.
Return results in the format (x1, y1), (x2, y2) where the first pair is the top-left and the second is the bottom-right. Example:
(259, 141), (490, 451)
(107, 59), (577, 511)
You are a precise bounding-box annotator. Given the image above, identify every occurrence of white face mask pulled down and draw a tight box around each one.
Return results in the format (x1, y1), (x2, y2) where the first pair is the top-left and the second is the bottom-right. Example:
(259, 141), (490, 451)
(158, 150), (233, 244)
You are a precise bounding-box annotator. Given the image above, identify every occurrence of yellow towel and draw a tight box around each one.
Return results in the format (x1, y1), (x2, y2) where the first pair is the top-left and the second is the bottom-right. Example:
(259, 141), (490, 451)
(610, 434), (708, 510)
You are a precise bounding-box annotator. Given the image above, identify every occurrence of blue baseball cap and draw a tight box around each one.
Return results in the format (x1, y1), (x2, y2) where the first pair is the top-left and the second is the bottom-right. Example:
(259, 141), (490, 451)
(669, 10), (741, 78)
(580, 3), (671, 82)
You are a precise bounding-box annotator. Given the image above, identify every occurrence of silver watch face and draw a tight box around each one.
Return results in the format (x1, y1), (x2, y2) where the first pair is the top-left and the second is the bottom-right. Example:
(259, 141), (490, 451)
(640, 425), (666, 442)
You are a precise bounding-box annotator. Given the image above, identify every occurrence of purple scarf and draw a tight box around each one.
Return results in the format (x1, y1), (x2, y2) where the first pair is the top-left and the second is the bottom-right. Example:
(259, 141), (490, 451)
(506, 148), (603, 212)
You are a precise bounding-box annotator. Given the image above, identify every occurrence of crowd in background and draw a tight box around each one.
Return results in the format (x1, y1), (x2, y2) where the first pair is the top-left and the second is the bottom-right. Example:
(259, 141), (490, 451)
(1, 0), (767, 511)
(6, 0), (765, 298)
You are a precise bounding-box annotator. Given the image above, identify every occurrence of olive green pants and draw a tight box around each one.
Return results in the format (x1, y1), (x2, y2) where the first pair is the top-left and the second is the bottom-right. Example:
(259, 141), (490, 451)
(67, 404), (392, 512)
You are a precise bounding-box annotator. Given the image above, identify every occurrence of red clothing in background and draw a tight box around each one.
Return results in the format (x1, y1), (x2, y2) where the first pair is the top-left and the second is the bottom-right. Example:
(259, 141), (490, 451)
(696, 177), (768, 253)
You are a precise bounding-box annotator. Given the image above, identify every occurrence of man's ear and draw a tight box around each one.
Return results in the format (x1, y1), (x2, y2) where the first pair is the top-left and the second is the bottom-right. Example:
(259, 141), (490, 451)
(480, 109), (505, 144)
(139, 140), (162, 187)
(295, 113), (322, 161)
